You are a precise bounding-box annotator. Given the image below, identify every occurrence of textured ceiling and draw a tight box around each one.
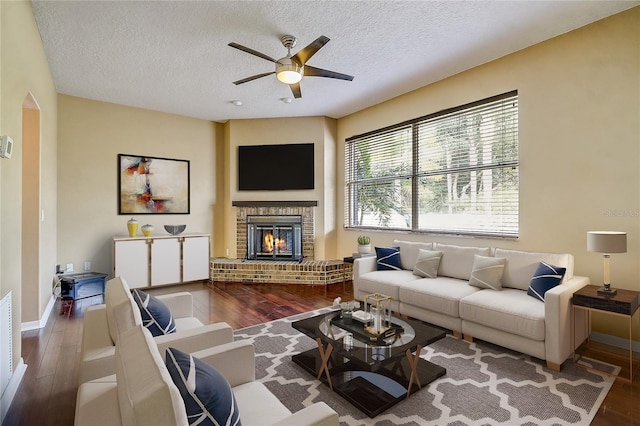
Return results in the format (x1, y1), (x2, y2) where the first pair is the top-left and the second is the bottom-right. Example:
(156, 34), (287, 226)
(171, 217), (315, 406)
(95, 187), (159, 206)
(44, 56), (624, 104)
(30, 1), (638, 122)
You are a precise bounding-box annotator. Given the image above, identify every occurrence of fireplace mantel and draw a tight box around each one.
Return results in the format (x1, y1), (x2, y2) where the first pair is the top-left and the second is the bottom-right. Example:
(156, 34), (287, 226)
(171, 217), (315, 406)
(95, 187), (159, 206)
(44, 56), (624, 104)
(232, 201), (318, 207)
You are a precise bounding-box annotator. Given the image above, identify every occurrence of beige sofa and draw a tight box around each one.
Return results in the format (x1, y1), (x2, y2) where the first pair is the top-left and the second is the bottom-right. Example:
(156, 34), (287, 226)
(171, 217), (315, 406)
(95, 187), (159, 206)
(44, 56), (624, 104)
(354, 240), (589, 371)
(75, 325), (339, 426)
(79, 276), (234, 383)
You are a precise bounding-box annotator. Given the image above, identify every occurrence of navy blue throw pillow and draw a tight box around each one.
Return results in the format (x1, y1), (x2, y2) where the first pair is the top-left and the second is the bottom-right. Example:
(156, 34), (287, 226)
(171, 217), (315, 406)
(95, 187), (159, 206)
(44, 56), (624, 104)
(131, 289), (176, 336)
(375, 246), (402, 271)
(166, 347), (242, 426)
(527, 262), (566, 302)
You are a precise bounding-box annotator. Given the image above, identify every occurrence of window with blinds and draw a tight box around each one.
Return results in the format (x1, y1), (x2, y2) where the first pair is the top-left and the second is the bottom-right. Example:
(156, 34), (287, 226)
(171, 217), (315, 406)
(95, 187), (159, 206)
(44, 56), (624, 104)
(345, 91), (519, 238)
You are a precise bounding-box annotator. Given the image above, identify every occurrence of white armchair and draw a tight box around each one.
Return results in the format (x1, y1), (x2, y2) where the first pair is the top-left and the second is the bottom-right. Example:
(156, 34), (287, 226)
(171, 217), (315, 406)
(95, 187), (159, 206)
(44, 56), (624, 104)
(79, 276), (234, 383)
(75, 325), (339, 426)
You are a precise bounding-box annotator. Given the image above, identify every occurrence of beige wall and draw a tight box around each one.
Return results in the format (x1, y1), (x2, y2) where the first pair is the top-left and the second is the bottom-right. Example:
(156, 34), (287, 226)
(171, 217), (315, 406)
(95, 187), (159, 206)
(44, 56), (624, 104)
(221, 117), (338, 260)
(337, 8), (640, 338)
(57, 95), (220, 277)
(0, 0), (58, 368)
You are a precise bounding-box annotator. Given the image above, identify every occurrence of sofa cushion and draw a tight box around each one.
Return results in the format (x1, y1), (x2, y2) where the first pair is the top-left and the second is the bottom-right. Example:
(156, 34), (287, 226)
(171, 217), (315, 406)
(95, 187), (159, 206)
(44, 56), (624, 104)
(469, 255), (506, 290)
(166, 347), (241, 426)
(116, 326), (188, 426)
(460, 289), (546, 341)
(412, 249), (443, 278)
(435, 243), (491, 280)
(399, 277), (479, 317)
(494, 248), (574, 291)
(357, 270), (418, 300)
(375, 246), (402, 271)
(393, 240), (434, 270)
(527, 262), (566, 302)
(132, 289), (177, 337)
(105, 277), (141, 344)
(233, 381), (292, 425)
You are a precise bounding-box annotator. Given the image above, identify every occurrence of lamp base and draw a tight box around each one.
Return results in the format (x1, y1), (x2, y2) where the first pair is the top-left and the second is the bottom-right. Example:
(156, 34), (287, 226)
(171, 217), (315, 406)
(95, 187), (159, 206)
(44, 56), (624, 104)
(597, 286), (617, 297)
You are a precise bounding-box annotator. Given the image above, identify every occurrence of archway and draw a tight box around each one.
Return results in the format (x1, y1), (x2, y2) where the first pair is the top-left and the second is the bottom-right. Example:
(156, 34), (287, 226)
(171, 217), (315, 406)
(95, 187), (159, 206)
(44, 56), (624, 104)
(21, 93), (41, 324)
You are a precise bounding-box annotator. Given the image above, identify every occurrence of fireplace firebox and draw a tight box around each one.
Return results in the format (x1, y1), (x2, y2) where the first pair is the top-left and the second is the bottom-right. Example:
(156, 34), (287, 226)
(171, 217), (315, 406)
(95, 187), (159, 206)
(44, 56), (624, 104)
(246, 215), (303, 261)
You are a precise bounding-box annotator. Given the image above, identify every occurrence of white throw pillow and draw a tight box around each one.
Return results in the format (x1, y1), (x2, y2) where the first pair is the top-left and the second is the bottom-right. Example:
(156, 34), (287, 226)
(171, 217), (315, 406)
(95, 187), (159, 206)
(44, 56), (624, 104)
(412, 249), (443, 278)
(469, 255), (506, 290)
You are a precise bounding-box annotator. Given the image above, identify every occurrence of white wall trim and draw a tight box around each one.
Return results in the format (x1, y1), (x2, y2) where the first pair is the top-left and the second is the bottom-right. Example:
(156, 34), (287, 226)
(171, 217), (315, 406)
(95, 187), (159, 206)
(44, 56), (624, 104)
(0, 358), (27, 423)
(21, 294), (55, 332)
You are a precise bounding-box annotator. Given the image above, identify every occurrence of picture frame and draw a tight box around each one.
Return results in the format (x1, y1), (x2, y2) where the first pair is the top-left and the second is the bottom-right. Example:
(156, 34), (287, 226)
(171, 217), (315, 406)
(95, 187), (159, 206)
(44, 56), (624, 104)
(118, 154), (190, 214)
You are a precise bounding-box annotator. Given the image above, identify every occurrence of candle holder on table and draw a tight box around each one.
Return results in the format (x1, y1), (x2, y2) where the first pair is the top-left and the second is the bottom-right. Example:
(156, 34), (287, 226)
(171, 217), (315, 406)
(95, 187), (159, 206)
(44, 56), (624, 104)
(364, 293), (391, 336)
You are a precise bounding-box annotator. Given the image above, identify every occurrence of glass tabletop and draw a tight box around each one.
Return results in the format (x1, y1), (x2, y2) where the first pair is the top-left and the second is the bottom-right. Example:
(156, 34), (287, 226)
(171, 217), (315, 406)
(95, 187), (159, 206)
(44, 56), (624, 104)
(292, 310), (445, 367)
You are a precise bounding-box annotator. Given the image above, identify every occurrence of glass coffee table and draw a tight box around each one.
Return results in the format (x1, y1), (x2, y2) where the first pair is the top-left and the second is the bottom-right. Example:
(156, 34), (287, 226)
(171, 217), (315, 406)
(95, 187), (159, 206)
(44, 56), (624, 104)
(291, 310), (446, 418)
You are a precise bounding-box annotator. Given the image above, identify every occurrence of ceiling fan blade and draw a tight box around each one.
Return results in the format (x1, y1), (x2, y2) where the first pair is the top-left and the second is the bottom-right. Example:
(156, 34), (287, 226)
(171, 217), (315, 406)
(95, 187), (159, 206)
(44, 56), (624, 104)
(304, 65), (354, 81)
(289, 82), (302, 99)
(291, 35), (330, 66)
(228, 42), (278, 63)
(232, 72), (275, 85)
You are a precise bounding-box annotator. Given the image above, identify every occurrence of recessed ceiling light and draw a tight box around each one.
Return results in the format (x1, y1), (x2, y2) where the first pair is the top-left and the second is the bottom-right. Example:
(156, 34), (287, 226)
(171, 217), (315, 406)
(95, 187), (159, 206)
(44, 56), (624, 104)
(281, 97), (292, 104)
(231, 100), (243, 106)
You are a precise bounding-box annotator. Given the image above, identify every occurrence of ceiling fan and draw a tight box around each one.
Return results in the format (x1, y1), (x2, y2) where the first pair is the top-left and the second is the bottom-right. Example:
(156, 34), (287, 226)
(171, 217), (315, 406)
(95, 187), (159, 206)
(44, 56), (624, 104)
(228, 35), (354, 99)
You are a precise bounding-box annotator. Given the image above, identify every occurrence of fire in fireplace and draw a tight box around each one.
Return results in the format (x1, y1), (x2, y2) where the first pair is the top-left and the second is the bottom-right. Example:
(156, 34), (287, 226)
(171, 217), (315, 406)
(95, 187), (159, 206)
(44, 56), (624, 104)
(246, 215), (303, 261)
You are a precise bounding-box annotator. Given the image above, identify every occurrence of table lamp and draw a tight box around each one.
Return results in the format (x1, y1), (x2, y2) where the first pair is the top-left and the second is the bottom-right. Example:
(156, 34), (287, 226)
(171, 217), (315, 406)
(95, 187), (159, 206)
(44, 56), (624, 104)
(587, 231), (627, 296)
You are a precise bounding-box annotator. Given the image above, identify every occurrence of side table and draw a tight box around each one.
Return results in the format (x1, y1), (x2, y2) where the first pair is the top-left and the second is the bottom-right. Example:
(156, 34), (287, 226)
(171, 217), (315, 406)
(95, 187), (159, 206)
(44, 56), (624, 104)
(572, 284), (640, 382)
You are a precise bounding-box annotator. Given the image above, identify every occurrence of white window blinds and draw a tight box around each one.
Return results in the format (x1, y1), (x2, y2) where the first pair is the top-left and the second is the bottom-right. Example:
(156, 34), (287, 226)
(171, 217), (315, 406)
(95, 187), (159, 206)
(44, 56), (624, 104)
(345, 91), (519, 237)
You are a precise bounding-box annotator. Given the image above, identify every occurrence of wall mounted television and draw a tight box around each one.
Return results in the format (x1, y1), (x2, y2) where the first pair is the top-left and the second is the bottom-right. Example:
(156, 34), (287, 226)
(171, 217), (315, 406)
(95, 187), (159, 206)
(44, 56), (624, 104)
(238, 143), (315, 190)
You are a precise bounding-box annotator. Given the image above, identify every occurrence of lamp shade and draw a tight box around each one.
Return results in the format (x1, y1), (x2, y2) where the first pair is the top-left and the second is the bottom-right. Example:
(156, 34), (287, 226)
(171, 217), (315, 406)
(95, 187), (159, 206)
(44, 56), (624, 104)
(587, 231), (627, 254)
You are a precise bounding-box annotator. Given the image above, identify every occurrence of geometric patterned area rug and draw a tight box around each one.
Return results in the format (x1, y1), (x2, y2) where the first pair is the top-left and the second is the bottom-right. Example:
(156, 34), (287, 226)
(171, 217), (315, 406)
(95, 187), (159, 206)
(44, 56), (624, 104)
(234, 307), (617, 426)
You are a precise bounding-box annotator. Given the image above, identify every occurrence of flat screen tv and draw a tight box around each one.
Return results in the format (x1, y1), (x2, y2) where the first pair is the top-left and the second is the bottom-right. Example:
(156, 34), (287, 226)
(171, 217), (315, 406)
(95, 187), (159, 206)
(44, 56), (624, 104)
(238, 143), (315, 191)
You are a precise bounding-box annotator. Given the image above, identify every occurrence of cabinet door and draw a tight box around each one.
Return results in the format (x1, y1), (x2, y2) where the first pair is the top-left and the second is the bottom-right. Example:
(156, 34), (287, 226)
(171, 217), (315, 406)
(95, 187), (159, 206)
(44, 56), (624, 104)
(182, 236), (210, 282)
(114, 240), (149, 288)
(150, 238), (182, 286)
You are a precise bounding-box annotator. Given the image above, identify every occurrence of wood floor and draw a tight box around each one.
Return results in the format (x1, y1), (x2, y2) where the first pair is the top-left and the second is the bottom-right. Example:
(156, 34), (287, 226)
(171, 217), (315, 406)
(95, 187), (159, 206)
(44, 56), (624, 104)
(2, 280), (639, 425)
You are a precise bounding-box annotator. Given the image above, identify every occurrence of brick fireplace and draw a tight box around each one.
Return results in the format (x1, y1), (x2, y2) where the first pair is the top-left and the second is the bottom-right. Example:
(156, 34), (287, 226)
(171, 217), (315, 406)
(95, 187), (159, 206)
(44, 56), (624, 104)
(209, 201), (349, 285)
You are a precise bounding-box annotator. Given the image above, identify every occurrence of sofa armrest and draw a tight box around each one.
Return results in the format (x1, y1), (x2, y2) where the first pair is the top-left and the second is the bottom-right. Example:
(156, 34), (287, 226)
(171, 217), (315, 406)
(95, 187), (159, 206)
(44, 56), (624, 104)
(353, 257), (377, 300)
(353, 256), (377, 277)
(190, 340), (256, 387)
(544, 275), (590, 366)
(155, 322), (234, 354)
(271, 402), (339, 426)
(156, 292), (193, 318)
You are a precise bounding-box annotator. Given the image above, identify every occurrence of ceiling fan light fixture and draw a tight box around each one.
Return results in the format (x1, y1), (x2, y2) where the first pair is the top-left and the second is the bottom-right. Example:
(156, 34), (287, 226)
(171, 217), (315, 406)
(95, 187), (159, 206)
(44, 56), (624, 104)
(276, 59), (302, 84)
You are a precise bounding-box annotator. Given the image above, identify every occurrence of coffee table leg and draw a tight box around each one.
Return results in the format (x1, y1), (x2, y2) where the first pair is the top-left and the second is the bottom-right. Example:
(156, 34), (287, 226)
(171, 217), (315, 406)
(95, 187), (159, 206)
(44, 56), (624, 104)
(316, 337), (334, 390)
(405, 345), (423, 397)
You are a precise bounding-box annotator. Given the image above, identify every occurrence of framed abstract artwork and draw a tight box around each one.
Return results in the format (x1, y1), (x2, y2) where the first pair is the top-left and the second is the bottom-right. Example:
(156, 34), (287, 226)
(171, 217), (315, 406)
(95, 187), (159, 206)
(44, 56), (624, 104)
(118, 154), (190, 214)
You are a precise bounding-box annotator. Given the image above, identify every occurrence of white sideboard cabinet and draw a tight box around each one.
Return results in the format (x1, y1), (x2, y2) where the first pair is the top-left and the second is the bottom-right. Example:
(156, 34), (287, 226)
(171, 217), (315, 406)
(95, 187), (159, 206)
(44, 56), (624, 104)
(113, 234), (210, 288)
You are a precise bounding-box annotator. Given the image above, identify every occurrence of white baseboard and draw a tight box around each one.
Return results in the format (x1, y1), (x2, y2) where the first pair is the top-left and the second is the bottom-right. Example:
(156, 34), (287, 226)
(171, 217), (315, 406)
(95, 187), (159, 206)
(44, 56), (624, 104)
(21, 295), (55, 332)
(0, 358), (27, 423)
(590, 331), (640, 353)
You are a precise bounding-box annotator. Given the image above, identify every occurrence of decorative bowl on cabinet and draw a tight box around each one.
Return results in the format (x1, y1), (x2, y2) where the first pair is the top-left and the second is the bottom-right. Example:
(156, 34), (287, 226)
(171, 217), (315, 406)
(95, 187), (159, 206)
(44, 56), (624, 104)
(164, 224), (186, 235)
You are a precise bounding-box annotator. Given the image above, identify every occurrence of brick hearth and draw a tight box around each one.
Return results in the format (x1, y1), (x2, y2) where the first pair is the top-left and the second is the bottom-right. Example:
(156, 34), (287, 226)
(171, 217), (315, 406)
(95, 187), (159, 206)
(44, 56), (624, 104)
(210, 258), (351, 285)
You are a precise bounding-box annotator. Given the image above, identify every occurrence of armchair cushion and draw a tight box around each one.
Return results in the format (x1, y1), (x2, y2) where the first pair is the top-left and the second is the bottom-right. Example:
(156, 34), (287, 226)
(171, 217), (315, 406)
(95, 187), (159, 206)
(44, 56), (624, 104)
(105, 277), (141, 344)
(166, 347), (241, 426)
(115, 326), (188, 426)
(132, 289), (176, 337)
(527, 262), (566, 302)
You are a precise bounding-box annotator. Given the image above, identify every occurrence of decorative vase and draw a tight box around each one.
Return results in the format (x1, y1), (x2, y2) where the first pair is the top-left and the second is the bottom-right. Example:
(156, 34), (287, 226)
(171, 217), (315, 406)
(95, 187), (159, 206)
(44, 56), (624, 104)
(141, 224), (154, 237)
(127, 217), (139, 237)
